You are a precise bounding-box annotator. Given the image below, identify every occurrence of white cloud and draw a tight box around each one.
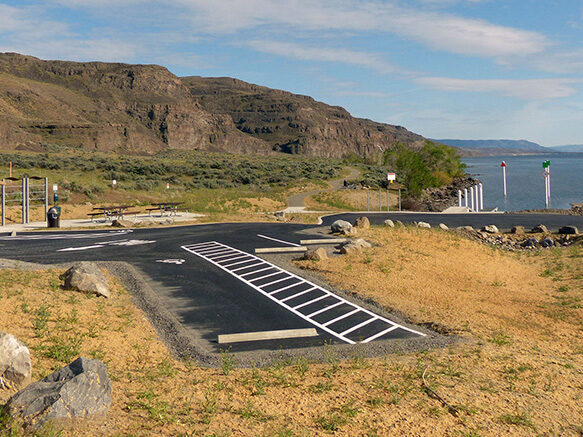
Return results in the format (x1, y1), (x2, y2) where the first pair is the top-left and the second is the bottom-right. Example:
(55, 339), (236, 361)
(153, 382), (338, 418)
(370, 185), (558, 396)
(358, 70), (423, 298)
(416, 77), (579, 100)
(175, 0), (549, 58)
(245, 40), (407, 75)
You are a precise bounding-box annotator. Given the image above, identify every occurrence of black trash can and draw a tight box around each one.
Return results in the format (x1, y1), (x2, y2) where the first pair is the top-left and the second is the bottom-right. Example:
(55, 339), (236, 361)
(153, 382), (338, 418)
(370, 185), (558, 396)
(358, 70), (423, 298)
(47, 206), (61, 228)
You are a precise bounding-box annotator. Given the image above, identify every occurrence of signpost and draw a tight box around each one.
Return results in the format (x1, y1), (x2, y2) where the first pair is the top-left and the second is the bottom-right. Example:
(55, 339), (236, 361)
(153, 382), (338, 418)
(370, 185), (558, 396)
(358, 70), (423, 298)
(501, 161), (507, 197)
(543, 160), (550, 208)
(386, 173), (396, 212)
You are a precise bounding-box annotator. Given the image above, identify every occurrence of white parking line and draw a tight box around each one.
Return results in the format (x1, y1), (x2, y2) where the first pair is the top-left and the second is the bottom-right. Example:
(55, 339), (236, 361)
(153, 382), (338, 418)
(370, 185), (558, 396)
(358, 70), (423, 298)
(257, 234), (301, 247)
(182, 242), (426, 344)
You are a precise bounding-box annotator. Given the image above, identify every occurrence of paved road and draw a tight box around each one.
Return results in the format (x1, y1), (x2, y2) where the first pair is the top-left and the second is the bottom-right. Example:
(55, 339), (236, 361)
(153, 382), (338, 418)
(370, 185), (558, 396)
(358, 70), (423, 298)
(1, 212), (580, 354)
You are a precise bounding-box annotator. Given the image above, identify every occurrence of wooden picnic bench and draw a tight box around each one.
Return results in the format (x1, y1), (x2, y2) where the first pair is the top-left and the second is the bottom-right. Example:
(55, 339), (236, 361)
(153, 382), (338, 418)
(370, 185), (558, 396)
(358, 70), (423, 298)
(89, 205), (137, 222)
(147, 202), (184, 217)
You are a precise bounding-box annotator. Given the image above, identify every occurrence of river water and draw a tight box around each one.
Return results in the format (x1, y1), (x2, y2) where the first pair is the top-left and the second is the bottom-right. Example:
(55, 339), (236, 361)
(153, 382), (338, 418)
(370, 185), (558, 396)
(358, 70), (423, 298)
(462, 154), (583, 211)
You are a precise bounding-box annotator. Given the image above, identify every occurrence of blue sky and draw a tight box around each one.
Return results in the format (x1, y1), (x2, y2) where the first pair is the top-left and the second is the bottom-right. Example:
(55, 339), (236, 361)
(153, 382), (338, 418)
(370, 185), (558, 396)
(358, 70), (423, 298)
(1, 0), (582, 146)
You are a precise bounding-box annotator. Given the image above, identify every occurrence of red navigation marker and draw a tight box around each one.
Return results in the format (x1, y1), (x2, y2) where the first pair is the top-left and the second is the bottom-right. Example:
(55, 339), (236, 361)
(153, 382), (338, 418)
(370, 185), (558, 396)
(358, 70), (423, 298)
(501, 161), (506, 167)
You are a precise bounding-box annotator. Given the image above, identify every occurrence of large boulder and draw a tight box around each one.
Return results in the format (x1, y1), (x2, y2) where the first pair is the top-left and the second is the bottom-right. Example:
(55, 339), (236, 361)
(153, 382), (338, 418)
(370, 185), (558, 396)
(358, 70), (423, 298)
(339, 238), (372, 255)
(331, 220), (356, 236)
(540, 237), (555, 248)
(61, 263), (110, 298)
(559, 226), (579, 235)
(301, 247), (328, 261)
(481, 225), (499, 234)
(511, 226), (525, 234)
(531, 224), (549, 233)
(416, 221), (431, 229)
(5, 357), (111, 430)
(354, 216), (370, 229)
(438, 223), (449, 231)
(383, 219), (395, 228)
(521, 237), (539, 248)
(0, 333), (31, 390)
(111, 219), (133, 228)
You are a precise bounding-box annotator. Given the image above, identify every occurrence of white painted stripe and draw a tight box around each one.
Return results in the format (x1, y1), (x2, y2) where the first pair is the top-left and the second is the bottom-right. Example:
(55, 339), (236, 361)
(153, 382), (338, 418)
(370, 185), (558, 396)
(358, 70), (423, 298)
(361, 325), (398, 343)
(0, 230), (132, 241)
(217, 254), (249, 263)
(293, 294), (329, 310)
(186, 242), (216, 249)
(198, 247), (233, 255)
(340, 317), (377, 336)
(182, 241), (426, 344)
(277, 286), (314, 300)
(306, 301), (344, 318)
(222, 259), (254, 267)
(257, 234), (301, 247)
(259, 275), (293, 288)
(240, 266), (273, 277)
(210, 252), (240, 261)
(231, 262), (266, 273)
(322, 309), (361, 327)
(249, 271), (283, 282)
(272, 283), (313, 296)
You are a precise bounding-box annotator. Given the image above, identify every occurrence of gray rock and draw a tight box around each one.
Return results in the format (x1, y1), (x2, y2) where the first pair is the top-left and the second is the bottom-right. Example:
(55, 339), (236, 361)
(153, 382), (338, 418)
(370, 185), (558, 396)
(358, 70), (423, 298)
(521, 237), (539, 248)
(383, 219), (395, 228)
(5, 357), (111, 430)
(416, 221), (431, 229)
(301, 247), (328, 261)
(540, 237), (555, 248)
(354, 216), (370, 229)
(559, 225), (578, 235)
(339, 238), (372, 255)
(511, 226), (525, 234)
(481, 225), (499, 234)
(395, 220), (404, 227)
(438, 223), (449, 231)
(331, 219), (353, 234)
(0, 333), (31, 390)
(61, 263), (110, 298)
(456, 226), (474, 232)
(531, 224), (549, 233)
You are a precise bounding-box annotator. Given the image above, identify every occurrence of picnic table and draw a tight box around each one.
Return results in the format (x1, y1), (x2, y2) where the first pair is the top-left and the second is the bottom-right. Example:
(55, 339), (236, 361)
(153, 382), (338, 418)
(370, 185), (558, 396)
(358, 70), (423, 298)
(146, 202), (184, 217)
(88, 205), (137, 222)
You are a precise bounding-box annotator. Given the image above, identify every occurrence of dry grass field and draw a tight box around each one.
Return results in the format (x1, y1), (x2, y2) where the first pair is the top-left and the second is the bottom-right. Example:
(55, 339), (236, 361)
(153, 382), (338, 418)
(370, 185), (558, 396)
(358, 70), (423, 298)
(1, 226), (582, 436)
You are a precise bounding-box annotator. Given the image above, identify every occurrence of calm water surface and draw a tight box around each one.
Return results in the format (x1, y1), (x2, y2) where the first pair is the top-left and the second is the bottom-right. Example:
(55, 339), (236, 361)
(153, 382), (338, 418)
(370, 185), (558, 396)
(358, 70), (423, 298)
(462, 154), (583, 211)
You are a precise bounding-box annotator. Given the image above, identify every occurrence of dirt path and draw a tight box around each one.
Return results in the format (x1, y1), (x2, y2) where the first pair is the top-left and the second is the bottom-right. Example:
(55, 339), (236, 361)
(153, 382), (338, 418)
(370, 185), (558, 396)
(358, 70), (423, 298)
(285, 167), (361, 211)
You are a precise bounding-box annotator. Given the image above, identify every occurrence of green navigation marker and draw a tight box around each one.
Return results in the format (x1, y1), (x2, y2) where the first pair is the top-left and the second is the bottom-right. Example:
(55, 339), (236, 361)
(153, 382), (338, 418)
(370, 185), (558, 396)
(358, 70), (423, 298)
(542, 160), (550, 168)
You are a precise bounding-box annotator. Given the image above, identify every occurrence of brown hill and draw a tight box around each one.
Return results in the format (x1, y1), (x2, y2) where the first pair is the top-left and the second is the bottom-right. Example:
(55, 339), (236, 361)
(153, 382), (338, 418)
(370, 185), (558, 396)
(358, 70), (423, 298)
(0, 53), (426, 158)
(0, 53), (266, 154)
(183, 76), (426, 158)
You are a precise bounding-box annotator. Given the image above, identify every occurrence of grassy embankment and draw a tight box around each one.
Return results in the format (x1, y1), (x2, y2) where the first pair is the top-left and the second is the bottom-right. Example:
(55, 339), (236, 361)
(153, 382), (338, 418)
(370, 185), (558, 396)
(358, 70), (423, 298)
(1, 226), (582, 436)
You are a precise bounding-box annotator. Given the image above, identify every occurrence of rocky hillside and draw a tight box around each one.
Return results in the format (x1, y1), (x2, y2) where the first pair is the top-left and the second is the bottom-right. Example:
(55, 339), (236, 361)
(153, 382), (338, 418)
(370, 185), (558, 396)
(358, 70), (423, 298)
(0, 53), (426, 158)
(0, 53), (266, 155)
(183, 76), (426, 158)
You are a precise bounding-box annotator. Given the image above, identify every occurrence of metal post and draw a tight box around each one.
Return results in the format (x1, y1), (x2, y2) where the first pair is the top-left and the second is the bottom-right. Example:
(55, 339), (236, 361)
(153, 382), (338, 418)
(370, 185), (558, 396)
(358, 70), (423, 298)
(25, 178), (30, 224)
(386, 189), (389, 212)
(398, 189), (401, 211)
(458, 190), (462, 207)
(21, 178), (26, 224)
(479, 183), (484, 211)
(367, 189), (370, 211)
(44, 177), (49, 221)
(464, 188), (468, 208)
(502, 165), (507, 197)
(1, 183), (4, 227)
(470, 186), (475, 212)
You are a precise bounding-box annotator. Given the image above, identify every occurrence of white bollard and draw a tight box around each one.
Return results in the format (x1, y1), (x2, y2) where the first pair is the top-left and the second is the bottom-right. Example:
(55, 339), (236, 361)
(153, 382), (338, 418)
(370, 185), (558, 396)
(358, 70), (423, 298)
(458, 190), (462, 207)
(464, 188), (468, 208)
(470, 186), (475, 211)
(479, 183), (483, 211)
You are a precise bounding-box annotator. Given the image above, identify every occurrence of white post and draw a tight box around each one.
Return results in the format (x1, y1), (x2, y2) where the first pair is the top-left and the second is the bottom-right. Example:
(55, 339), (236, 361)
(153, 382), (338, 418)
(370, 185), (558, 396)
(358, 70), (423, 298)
(544, 174), (549, 208)
(458, 190), (462, 207)
(479, 183), (483, 211)
(503, 165), (507, 197)
(464, 188), (468, 208)
(547, 167), (551, 204)
(470, 186), (475, 211)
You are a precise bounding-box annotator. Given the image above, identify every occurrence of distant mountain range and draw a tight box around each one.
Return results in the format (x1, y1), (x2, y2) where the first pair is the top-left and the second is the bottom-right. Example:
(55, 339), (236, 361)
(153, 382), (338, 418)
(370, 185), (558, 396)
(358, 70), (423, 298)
(433, 139), (551, 157)
(548, 144), (583, 153)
